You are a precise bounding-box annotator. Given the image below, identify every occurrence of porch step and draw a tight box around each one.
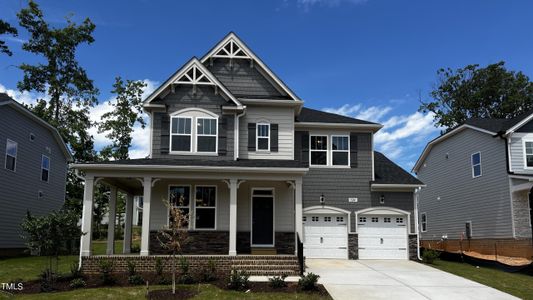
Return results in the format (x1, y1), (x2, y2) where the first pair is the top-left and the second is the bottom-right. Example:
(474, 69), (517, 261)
(231, 259), (299, 266)
(229, 256), (300, 276)
(232, 269), (300, 276)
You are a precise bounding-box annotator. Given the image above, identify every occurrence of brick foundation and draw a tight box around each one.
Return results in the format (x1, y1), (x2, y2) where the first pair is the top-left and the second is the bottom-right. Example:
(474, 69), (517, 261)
(421, 238), (533, 259)
(348, 233), (358, 259)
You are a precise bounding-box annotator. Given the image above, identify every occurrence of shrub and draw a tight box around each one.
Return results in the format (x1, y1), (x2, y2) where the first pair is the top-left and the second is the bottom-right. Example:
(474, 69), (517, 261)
(69, 278), (86, 289)
(298, 272), (320, 291)
(39, 268), (54, 292)
(128, 274), (145, 285)
(227, 269), (249, 291)
(158, 277), (172, 285)
(268, 275), (287, 288)
(201, 259), (218, 282)
(127, 260), (136, 276)
(70, 262), (82, 279)
(178, 256), (194, 284)
(154, 257), (164, 276)
(422, 249), (440, 264)
(98, 260), (115, 285)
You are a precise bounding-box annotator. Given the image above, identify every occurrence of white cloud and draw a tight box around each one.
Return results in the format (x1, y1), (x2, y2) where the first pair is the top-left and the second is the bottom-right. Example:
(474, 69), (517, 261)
(324, 104), (392, 123)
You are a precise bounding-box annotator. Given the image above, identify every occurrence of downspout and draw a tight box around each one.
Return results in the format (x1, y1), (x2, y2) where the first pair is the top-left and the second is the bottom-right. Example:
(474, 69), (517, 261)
(234, 107), (246, 160)
(414, 187), (422, 260)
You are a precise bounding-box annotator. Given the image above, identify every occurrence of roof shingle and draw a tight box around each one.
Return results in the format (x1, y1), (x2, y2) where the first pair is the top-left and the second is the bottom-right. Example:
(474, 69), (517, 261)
(297, 107), (378, 125)
(373, 151), (423, 185)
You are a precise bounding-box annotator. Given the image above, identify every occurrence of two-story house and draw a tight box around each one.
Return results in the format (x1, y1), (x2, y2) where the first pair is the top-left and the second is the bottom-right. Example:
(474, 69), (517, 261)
(0, 93), (72, 256)
(72, 33), (424, 274)
(414, 115), (533, 259)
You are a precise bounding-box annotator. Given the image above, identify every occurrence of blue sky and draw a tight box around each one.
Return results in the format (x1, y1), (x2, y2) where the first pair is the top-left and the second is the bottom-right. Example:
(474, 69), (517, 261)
(1, 0), (533, 171)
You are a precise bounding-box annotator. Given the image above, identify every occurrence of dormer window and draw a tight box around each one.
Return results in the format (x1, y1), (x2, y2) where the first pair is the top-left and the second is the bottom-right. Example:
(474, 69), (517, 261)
(169, 108), (218, 154)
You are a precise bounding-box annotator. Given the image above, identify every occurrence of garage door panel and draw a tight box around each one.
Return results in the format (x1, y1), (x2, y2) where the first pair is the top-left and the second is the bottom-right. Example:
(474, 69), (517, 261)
(358, 214), (408, 260)
(303, 214), (348, 259)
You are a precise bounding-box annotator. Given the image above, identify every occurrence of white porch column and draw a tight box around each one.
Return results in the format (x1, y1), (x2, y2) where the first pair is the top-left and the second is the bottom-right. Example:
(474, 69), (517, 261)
(229, 179), (238, 256)
(80, 176), (95, 257)
(106, 186), (117, 255)
(140, 177), (152, 256)
(295, 178), (303, 244)
(123, 194), (133, 254)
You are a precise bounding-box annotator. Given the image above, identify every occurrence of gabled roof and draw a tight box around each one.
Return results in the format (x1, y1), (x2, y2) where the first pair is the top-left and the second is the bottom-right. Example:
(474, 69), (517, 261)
(0, 93), (73, 161)
(143, 57), (243, 108)
(373, 151), (423, 185)
(200, 32), (300, 101)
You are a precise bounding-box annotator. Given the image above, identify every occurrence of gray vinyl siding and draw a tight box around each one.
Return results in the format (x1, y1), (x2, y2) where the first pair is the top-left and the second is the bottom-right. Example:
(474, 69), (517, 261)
(509, 132), (533, 174)
(206, 58), (287, 99)
(239, 106), (294, 160)
(417, 128), (512, 240)
(301, 132), (373, 232)
(371, 192), (415, 233)
(0, 105), (67, 248)
(151, 85), (234, 160)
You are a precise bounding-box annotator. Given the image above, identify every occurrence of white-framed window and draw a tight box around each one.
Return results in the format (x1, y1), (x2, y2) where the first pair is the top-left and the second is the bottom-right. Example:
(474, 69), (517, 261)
(324, 216), (331, 222)
(5, 139), (17, 172)
(396, 217), (404, 223)
(194, 186), (216, 229)
(170, 117), (192, 152)
(371, 217), (379, 223)
(359, 216), (366, 223)
(256, 123), (270, 151)
(310, 135), (328, 166)
(421, 213), (427, 232)
(524, 141), (533, 168)
(312, 216), (319, 222)
(168, 185), (191, 228)
(331, 135), (349, 166)
(41, 155), (50, 182)
(196, 118), (217, 153)
(336, 216), (344, 222)
(471, 152), (482, 178)
(384, 217), (391, 223)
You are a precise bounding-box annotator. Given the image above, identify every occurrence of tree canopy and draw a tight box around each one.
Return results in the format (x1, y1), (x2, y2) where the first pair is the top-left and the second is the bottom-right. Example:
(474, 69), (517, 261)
(420, 61), (533, 132)
(0, 19), (18, 56)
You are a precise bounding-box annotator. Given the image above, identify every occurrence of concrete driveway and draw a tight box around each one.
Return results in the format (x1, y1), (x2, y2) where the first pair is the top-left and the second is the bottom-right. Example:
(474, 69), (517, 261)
(306, 259), (517, 300)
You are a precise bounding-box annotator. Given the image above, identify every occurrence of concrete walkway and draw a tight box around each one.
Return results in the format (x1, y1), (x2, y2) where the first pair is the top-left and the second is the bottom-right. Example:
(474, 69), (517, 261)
(306, 259), (518, 300)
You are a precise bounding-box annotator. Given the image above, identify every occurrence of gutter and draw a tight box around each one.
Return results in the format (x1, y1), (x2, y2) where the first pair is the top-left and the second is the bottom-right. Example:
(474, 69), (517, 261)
(234, 107), (247, 160)
(414, 187), (422, 261)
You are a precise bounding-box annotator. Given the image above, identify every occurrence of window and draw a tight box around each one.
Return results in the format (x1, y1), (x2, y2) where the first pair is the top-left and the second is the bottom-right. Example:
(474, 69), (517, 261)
(170, 117), (192, 152)
(169, 186), (191, 228)
(256, 123), (270, 151)
(303, 216), (307, 222)
(396, 217), (404, 223)
(332, 136), (349, 166)
(371, 217), (379, 223)
(310, 136), (328, 165)
(41, 155), (50, 182)
(324, 216), (331, 222)
(359, 216), (366, 223)
(421, 213), (427, 232)
(312, 216), (319, 222)
(196, 118), (217, 152)
(384, 217), (391, 223)
(471, 152), (482, 178)
(5, 139), (17, 171)
(194, 186), (216, 229)
(525, 141), (533, 168)
(336, 216), (344, 222)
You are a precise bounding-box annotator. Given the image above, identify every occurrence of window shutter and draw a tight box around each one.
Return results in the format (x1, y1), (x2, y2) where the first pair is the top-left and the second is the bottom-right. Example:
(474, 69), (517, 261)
(160, 113), (170, 154)
(270, 124), (279, 152)
(218, 117), (227, 156)
(301, 131), (309, 165)
(350, 133), (358, 168)
(248, 123), (256, 151)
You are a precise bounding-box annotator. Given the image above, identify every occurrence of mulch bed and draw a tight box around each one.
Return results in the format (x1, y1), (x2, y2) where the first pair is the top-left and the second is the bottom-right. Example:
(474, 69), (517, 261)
(147, 289), (198, 300)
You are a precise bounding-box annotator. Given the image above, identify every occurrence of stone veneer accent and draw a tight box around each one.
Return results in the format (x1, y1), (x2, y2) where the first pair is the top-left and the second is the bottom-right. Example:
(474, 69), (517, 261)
(348, 233), (358, 259)
(512, 190), (533, 238)
(408, 234), (418, 260)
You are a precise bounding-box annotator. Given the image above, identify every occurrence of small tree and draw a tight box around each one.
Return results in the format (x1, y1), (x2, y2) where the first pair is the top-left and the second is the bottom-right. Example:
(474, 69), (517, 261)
(157, 199), (189, 294)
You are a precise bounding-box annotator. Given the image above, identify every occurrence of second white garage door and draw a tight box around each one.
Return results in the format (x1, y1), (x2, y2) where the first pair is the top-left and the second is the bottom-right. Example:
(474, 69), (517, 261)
(303, 214), (348, 259)
(358, 215), (408, 259)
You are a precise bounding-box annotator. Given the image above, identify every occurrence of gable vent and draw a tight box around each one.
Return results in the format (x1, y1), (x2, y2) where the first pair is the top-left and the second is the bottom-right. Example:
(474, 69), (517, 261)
(175, 65), (214, 86)
(213, 40), (250, 59)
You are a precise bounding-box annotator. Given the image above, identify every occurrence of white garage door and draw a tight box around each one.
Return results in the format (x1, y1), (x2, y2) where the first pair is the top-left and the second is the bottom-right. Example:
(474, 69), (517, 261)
(303, 214), (348, 259)
(358, 215), (408, 259)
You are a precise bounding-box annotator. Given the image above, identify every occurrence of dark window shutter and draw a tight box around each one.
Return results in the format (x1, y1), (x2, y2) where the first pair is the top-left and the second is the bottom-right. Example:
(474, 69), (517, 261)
(160, 113), (170, 154)
(301, 131), (309, 165)
(350, 133), (358, 168)
(270, 124), (279, 152)
(218, 117), (228, 156)
(248, 123), (256, 151)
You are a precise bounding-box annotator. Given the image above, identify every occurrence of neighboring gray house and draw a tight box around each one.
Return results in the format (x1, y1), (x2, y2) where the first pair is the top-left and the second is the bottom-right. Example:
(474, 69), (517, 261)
(72, 33), (423, 274)
(0, 93), (72, 255)
(413, 115), (533, 258)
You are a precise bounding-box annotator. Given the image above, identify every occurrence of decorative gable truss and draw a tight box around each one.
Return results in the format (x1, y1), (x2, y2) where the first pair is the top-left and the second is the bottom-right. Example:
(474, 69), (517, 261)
(212, 39), (251, 60)
(143, 58), (242, 108)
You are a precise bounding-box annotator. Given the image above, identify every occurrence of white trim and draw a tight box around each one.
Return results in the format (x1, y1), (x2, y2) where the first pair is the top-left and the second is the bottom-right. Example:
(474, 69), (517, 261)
(201, 33), (300, 101)
(371, 133), (375, 181)
(169, 109), (219, 155)
(309, 134), (328, 166)
(331, 135), (350, 166)
(71, 163), (309, 174)
(193, 185), (217, 230)
(303, 205), (352, 234)
(256, 123), (270, 152)
(370, 184), (425, 192)
(505, 112), (533, 135)
(250, 188), (275, 247)
(167, 184), (192, 229)
(295, 122), (382, 131)
(421, 212), (427, 233)
(41, 154), (50, 183)
(149, 112), (154, 158)
(195, 117), (218, 154)
(355, 206), (412, 234)
(522, 139), (533, 169)
(413, 124), (496, 173)
(169, 116), (193, 153)
(4, 139), (17, 172)
(471, 152), (482, 178)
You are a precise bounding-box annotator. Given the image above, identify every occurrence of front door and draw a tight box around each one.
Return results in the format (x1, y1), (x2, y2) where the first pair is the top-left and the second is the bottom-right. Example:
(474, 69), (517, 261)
(251, 189), (274, 246)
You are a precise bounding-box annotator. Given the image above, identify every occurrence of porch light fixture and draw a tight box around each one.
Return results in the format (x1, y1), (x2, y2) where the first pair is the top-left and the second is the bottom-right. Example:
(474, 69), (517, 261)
(380, 194), (385, 204)
(319, 194), (325, 205)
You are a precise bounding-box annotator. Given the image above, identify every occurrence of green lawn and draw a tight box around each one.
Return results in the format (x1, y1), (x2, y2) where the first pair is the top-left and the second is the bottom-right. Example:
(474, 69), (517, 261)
(430, 259), (533, 300)
(3, 284), (330, 300)
(91, 240), (140, 255)
(0, 255), (78, 283)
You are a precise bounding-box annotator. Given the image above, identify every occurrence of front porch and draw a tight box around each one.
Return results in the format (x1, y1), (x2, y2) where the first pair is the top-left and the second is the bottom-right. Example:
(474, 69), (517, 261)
(76, 164), (306, 263)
